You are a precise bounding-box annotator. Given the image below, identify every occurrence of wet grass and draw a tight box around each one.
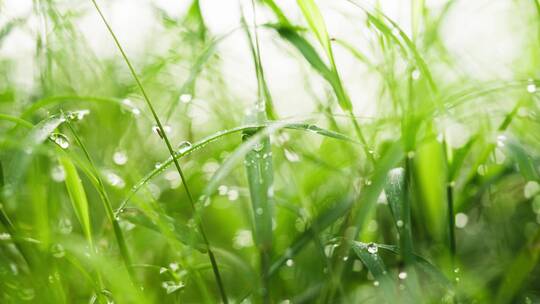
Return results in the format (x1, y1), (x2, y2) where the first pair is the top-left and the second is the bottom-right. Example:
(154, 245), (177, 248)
(0, 0), (540, 303)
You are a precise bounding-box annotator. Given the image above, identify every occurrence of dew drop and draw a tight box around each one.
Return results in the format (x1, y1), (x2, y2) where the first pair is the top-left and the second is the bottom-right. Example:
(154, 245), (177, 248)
(233, 229), (253, 249)
(324, 244), (337, 257)
(169, 262), (179, 272)
(49, 133), (70, 149)
(51, 165), (65, 182)
(366, 242), (378, 254)
(252, 142), (264, 152)
(58, 218), (73, 234)
(407, 151), (415, 158)
(161, 281), (185, 294)
(66, 109), (90, 121)
(527, 82), (537, 93)
(373, 280), (380, 287)
(179, 93), (192, 104)
(267, 185), (275, 198)
(227, 189), (239, 201)
(396, 220), (404, 228)
(0, 233), (11, 240)
(284, 149), (300, 162)
(218, 185), (228, 195)
(256, 208), (264, 215)
(122, 98), (140, 116)
(51, 244), (65, 258)
(496, 134), (507, 147)
(398, 271), (408, 280)
(524, 181), (540, 199)
(285, 259), (294, 267)
(455, 213), (468, 228)
(411, 69), (421, 80)
(177, 141), (192, 154)
(105, 171), (125, 188)
(113, 150), (128, 165)
(19, 288), (35, 301)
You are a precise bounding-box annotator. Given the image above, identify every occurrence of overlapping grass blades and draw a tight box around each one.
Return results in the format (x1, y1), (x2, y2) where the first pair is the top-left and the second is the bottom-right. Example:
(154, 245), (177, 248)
(90, 0), (228, 301)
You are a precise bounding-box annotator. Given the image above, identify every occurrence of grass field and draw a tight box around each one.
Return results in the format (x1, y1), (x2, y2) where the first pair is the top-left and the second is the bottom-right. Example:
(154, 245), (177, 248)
(1, 0), (540, 303)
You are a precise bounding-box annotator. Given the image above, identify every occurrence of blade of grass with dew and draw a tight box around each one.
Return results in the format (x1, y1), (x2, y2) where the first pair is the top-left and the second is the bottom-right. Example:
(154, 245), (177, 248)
(63, 119), (148, 294)
(351, 241), (395, 302)
(119, 122), (356, 211)
(323, 140), (403, 301)
(268, 193), (355, 276)
(89, 1), (228, 301)
(242, 3), (277, 120)
(241, 3), (275, 301)
(384, 166), (421, 302)
(371, 242), (452, 293)
(21, 96), (123, 119)
(5, 114), (66, 188)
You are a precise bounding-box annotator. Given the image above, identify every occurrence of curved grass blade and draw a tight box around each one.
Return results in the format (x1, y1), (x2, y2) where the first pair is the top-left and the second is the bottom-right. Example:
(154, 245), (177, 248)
(58, 156), (93, 247)
(0, 113), (33, 129)
(89, 1), (228, 301)
(118, 122), (357, 211)
(368, 242), (451, 288)
(5, 114), (66, 188)
(351, 242), (395, 302)
(64, 120), (139, 288)
(21, 96), (122, 119)
(268, 193), (355, 276)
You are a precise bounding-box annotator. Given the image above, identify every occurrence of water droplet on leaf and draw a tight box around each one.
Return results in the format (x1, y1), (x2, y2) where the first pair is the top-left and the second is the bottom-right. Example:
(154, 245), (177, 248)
(179, 94), (192, 103)
(51, 165), (65, 182)
(177, 141), (192, 154)
(113, 150), (128, 165)
(367, 242), (378, 254)
(49, 133), (70, 149)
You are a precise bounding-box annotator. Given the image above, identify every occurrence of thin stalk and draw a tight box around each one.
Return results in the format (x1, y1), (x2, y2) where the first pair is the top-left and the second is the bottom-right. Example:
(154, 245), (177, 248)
(447, 183), (456, 260)
(89, 1), (228, 302)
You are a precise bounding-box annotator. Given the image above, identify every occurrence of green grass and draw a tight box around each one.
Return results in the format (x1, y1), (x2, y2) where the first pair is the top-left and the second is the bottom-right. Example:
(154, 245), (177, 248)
(1, 0), (540, 303)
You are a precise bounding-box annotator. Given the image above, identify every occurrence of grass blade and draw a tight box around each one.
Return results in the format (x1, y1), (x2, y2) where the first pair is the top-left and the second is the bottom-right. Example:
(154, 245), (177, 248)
(59, 156), (93, 246)
(89, 1), (228, 301)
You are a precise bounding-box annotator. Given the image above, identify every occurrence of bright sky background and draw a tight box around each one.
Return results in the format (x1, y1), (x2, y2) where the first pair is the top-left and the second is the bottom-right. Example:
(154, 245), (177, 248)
(0, 0), (529, 117)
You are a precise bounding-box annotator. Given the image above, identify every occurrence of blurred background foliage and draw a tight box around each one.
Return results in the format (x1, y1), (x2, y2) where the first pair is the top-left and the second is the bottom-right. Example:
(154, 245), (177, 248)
(0, 0), (540, 303)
